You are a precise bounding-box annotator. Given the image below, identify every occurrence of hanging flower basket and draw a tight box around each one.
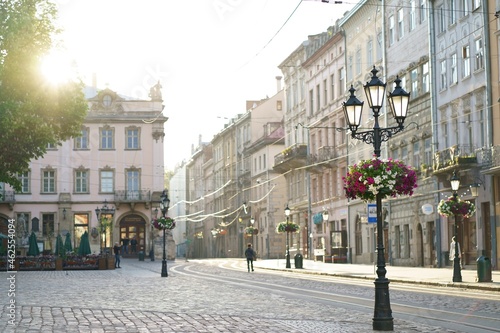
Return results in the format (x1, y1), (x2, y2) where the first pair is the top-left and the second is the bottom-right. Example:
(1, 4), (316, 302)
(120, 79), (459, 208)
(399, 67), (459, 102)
(151, 216), (176, 230)
(244, 226), (258, 235)
(343, 157), (417, 202)
(276, 221), (300, 233)
(437, 196), (476, 218)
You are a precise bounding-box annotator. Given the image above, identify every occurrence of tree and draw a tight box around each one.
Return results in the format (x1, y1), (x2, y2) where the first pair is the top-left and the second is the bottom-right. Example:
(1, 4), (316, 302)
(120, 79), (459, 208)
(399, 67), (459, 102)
(0, 0), (88, 190)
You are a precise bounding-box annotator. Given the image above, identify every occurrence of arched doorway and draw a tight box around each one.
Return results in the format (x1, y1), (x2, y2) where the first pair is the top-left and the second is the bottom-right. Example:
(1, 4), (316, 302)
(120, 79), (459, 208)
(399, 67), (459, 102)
(119, 214), (146, 257)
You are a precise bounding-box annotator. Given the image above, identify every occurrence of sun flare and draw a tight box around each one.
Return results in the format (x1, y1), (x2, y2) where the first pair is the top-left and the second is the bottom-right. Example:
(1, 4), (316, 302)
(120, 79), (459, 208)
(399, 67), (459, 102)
(40, 50), (78, 84)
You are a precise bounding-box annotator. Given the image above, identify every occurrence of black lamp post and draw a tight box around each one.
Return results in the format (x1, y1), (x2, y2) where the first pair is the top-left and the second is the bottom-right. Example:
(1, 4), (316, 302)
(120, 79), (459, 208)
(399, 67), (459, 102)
(250, 217), (255, 248)
(343, 66), (410, 331)
(160, 190), (170, 277)
(95, 200), (115, 255)
(450, 171), (462, 282)
(285, 205), (291, 269)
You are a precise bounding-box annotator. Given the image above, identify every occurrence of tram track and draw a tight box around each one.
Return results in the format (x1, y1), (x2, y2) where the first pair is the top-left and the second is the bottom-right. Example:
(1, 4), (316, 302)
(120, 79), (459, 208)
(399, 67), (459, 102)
(171, 260), (500, 333)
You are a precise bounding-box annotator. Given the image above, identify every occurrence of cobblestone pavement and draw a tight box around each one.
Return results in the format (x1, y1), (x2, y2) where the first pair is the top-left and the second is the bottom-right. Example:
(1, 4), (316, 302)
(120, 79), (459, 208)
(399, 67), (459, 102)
(0, 258), (477, 332)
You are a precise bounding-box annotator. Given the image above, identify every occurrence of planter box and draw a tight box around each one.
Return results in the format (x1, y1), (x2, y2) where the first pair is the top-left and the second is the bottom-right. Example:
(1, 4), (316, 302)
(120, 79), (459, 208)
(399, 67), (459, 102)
(107, 257), (115, 270)
(98, 258), (107, 270)
(55, 259), (63, 271)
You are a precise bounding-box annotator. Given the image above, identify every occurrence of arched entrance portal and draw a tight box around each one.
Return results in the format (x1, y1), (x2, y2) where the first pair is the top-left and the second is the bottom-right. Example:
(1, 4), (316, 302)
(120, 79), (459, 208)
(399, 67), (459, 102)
(119, 214), (146, 257)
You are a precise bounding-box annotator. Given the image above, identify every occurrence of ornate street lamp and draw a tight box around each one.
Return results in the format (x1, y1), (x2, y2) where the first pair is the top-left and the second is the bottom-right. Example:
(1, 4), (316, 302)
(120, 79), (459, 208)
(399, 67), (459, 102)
(95, 200), (115, 254)
(322, 210), (329, 223)
(160, 190), (170, 277)
(343, 66), (410, 331)
(450, 171), (462, 283)
(285, 205), (291, 269)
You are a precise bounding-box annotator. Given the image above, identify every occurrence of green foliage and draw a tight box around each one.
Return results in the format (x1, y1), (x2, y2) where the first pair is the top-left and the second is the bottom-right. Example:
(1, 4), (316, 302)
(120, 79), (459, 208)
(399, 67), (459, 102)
(0, 0), (88, 190)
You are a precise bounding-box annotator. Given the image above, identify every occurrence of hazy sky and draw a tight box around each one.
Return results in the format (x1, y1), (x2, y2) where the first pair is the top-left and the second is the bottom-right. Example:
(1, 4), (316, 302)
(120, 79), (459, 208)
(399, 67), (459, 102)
(52, 0), (354, 170)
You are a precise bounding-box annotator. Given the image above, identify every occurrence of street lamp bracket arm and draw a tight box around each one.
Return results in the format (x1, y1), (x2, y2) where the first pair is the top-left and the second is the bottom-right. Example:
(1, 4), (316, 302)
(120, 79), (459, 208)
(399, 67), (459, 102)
(350, 125), (404, 145)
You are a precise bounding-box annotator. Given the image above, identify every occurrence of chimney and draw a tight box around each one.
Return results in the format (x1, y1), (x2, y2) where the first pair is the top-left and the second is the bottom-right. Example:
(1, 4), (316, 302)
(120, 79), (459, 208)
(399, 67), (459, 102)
(276, 76), (282, 92)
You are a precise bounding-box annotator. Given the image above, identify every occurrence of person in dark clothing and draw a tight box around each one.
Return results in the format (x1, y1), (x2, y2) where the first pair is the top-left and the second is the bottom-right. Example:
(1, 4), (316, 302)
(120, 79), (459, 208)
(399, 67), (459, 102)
(121, 237), (130, 254)
(113, 242), (121, 268)
(130, 237), (137, 254)
(245, 243), (256, 272)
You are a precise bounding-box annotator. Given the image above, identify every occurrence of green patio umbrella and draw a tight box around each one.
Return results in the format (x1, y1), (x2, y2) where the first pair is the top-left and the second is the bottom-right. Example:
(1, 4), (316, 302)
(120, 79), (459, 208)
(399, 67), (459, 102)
(27, 232), (40, 256)
(78, 231), (91, 255)
(55, 234), (64, 257)
(64, 233), (73, 252)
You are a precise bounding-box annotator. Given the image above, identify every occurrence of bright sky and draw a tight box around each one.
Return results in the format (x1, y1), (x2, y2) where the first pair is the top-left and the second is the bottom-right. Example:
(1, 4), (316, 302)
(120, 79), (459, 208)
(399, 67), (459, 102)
(52, 0), (354, 170)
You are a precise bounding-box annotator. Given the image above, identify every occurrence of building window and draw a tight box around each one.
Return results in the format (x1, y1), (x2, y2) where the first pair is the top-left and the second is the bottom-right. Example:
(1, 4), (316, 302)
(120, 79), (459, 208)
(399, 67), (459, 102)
(74, 127), (89, 149)
(451, 53), (458, 84)
(424, 137), (432, 165)
(126, 127), (140, 149)
(377, 32), (383, 60)
(422, 62), (429, 93)
(411, 69), (418, 97)
(309, 89), (314, 116)
(463, 45), (471, 77)
(339, 67), (345, 96)
(323, 79), (328, 106)
(47, 142), (57, 150)
(438, 6), (445, 33)
(398, 8), (404, 39)
(440, 60), (447, 90)
(74, 213), (89, 250)
(389, 15), (395, 45)
(461, 0), (469, 16)
(395, 226), (401, 258)
(100, 126), (114, 149)
(316, 84), (320, 112)
(413, 141), (420, 167)
(475, 38), (484, 71)
(330, 73), (335, 101)
(410, 0), (416, 31)
(449, 0), (456, 24)
(355, 218), (363, 255)
(100, 170), (114, 193)
(403, 224), (410, 258)
(41, 169), (56, 193)
(42, 213), (55, 237)
(420, 0), (427, 22)
(17, 171), (30, 193)
(74, 169), (89, 193)
(126, 169), (140, 199)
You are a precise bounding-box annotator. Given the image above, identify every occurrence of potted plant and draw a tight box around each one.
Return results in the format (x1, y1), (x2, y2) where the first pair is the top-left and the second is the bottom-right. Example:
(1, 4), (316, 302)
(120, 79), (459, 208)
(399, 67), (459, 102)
(244, 226), (258, 235)
(437, 196), (476, 218)
(151, 216), (176, 230)
(276, 221), (300, 233)
(343, 157), (418, 202)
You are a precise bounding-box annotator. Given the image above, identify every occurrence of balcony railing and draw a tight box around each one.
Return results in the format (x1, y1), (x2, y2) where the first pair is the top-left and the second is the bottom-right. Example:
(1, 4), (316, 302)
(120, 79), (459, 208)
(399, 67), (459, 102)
(273, 144), (308, 173)
(1, 191), (15, 203)
(433, 145), (477, 172)
(114, 190), (151, 202)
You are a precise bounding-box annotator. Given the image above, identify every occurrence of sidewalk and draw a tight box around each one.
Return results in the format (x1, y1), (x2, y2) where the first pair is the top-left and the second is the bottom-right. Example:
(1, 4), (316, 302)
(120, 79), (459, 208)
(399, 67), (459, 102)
(254, 258), (500, 291)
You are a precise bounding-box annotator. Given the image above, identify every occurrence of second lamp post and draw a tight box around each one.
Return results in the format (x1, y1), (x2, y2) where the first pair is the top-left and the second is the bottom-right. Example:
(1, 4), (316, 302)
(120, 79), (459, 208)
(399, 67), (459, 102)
(450, 171), (462, 282)
(343, 66), (410, 331)
(160, 190), (170, 277)
(285, 205), (291, 269)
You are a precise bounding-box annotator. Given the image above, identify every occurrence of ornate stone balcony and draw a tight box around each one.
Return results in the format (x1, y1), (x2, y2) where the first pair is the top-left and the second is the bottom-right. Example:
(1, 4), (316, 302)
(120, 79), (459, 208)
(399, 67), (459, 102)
(273, 143), (308, 173)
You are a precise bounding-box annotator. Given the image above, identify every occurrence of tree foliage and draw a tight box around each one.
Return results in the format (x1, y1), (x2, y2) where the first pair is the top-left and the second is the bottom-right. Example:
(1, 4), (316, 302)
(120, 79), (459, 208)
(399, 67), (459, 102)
(0, 0), (88, 190)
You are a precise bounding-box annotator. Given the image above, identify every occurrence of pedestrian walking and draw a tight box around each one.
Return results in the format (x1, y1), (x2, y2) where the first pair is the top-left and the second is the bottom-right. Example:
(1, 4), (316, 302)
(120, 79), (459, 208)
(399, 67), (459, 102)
(245, 243), (256, 272)
(449, 236), (461, 266)
(113, 242), (121, 268)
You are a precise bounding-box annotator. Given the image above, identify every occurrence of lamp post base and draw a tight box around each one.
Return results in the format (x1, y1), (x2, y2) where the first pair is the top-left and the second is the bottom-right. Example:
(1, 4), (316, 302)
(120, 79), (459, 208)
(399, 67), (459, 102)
(161, 259), (168, 277)
(452, 257), (462, 282)
(373, 277), (393, 331)
(285, 253), (291, 268)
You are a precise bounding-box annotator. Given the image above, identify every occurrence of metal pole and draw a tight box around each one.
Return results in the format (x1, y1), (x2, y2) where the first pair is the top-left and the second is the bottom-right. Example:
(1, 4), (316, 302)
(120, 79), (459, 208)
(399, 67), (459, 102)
(372, 110), (393, 331)
(286, 215), (291, 268)
(161, 227), (168, 277)
(452, 198), (462, 282)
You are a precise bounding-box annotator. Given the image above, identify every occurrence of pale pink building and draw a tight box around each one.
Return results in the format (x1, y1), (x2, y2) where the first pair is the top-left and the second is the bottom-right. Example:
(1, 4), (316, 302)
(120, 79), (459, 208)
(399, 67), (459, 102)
(0, 84), (168, 257)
